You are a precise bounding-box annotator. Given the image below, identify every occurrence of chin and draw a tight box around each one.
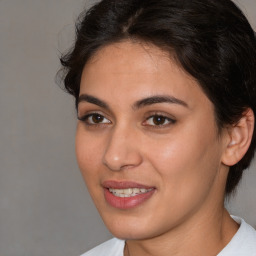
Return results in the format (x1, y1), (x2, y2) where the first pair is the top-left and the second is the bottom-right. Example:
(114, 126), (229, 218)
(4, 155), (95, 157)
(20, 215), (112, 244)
(109, 226), (153, 240)
(101, 212), (162, 240)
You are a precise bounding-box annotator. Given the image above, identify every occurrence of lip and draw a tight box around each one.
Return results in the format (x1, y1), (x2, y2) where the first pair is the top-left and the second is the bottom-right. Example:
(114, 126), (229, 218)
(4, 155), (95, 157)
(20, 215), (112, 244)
(102, 180), (156, 209)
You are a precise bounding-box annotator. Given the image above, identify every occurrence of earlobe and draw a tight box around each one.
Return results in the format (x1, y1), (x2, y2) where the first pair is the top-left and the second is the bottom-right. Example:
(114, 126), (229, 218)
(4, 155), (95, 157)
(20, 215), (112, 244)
(222, 108), (255, 166)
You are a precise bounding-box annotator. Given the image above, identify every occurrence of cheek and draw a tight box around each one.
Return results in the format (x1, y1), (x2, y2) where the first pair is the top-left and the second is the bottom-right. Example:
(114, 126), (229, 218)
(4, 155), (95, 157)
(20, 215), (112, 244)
(141, 138), (221, 231)
(75, 128), (109, 211)
(146, 126), (221, 201)
(75, 127), (104, 184)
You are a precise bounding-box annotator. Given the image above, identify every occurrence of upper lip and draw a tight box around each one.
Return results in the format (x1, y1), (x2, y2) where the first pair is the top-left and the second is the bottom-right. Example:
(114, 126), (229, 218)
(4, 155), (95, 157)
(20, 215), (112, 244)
(102, 180), (155, 189)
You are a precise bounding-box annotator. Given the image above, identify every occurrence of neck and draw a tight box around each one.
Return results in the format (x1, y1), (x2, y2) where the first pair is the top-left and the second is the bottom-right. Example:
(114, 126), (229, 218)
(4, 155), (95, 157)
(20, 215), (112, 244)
(125, 207), (239, 256)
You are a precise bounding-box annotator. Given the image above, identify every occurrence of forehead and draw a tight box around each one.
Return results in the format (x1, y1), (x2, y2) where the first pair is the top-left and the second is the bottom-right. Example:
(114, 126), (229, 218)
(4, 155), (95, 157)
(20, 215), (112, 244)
(83, 41), (185, 79)
(80, 40), (210, 110)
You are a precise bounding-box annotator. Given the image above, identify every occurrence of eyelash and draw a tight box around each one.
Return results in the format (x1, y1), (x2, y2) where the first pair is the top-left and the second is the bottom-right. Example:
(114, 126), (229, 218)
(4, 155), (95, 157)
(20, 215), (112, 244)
(77, 112), (176, 128)
(78, 112), (111, 126)
(143, 114), (176, 127)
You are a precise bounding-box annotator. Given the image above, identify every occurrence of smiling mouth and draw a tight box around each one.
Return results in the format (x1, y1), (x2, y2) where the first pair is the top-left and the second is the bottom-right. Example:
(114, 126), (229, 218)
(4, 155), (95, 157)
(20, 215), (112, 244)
(108, 188), (154, 198)
(102, 180), (156, 209)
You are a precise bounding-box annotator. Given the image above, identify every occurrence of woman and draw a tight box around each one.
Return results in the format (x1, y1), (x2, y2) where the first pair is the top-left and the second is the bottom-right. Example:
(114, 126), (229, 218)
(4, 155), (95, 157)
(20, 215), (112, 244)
(59, 0), (256, 255)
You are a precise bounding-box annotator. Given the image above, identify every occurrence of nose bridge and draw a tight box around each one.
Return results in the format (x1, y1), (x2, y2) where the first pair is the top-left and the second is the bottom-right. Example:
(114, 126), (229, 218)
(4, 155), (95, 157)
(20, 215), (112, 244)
(103, 124), (142, 171)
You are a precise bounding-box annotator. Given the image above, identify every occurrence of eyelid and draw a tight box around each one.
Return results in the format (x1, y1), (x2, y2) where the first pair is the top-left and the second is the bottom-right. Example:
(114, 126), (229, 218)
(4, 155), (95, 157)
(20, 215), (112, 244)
(77, 110), (176, 128)
(142, 112), (176, 127)
(77, 112), (111, 125)
(77, 109), (109, 120)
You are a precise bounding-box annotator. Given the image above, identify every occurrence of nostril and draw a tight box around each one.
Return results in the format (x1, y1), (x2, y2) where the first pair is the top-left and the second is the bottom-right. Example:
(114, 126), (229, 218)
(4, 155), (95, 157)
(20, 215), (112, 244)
(102, 128), (143, 171)
(102, 154), (123, 172)
(102, 146), (143, 172)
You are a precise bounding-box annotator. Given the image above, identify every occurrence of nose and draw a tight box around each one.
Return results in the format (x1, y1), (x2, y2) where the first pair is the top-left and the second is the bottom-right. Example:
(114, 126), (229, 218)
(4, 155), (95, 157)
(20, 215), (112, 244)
(102, 126), (143, 171)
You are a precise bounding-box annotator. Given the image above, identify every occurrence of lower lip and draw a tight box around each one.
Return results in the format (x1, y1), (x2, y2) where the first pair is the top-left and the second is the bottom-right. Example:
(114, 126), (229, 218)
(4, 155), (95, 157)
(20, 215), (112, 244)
(104, 188), (155, 209)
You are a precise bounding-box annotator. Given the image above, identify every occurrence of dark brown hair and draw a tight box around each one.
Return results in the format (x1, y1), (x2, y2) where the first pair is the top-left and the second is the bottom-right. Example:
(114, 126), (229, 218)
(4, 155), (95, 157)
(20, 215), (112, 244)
(59, 0), (256, 195)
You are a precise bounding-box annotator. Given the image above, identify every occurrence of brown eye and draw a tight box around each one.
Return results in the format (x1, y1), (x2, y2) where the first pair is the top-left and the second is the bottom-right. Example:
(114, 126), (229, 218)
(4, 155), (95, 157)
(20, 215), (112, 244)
(144, 115), (175, 127)
(92, 114), (104, 123)
(78, 113), (111, 125)
(152, 116), (167, 125)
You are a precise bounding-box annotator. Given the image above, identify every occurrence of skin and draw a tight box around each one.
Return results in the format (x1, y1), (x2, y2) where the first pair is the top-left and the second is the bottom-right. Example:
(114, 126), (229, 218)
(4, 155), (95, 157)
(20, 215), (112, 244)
(76, 40), (240, 256)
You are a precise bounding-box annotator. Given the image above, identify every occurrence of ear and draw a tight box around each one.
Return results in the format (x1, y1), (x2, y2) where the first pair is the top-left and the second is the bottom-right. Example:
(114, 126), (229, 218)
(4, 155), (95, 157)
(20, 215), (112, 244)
(221, 108), (255, 166)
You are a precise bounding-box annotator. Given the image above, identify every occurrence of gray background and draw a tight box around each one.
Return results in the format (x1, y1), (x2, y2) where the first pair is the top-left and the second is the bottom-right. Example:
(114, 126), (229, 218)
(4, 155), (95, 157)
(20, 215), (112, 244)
(0, 0), (255, 255)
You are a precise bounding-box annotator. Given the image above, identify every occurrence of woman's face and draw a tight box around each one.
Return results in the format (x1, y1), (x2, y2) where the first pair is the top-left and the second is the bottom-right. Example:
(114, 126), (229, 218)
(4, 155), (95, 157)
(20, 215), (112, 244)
(76, 41), (229, 239)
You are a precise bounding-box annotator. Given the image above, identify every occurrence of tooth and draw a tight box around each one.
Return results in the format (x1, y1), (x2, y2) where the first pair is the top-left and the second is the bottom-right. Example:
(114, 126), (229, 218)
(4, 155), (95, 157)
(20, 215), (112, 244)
(116, 189), (124, 194)
(108, 187), (153, 197)
(133, 188), (140, 194)
(123, 188), (133, 195)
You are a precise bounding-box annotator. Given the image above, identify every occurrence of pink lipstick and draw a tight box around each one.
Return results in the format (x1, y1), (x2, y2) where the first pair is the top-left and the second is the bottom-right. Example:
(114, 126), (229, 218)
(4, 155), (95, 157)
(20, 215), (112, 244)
(102, 180), (155, 209)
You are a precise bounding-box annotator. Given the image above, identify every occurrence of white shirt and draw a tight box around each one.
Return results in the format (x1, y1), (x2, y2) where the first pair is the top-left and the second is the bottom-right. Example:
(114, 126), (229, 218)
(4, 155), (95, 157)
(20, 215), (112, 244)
(81, 216), (256, 256)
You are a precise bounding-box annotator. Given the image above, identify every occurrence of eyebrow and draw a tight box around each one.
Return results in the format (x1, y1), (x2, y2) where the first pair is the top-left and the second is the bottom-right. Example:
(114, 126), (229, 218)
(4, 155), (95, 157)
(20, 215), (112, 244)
(78, 94), (110, 110)
(77, 94), (188, 110)
(133, 95), (188, 109)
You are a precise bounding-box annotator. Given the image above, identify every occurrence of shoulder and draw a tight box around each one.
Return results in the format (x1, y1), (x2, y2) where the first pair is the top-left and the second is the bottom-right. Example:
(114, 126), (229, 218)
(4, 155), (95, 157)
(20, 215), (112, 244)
(81, 238), (125, 256)
(218, 216), (256, 256)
